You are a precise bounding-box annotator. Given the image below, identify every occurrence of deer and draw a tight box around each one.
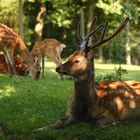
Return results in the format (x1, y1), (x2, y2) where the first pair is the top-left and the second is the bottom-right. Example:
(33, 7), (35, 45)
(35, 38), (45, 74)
(31, 38), (66, 79)
(0, 23), (40, 80)
(33, 17), (140, 131)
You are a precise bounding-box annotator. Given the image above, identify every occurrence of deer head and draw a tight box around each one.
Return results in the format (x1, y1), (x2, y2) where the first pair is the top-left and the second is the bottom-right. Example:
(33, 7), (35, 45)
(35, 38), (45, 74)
(56, 17), (129, 79)
(29, 57), (41, 80)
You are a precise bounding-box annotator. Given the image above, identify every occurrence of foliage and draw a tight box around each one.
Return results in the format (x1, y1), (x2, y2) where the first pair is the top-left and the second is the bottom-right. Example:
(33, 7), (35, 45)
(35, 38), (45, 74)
(96, 65), (127, 81)
(96, 0), (123, 15)
(131, 46), (140, 65)
(96, 0), (140, 64)
(0, 0), (140, 62)
(0, 0), (18, 28)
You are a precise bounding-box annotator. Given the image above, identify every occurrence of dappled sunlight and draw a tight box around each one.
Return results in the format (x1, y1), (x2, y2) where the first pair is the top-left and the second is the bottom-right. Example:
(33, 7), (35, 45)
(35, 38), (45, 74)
(0, 62), (140, 137)
(45, 61), (56, 68)
(96, 81), (140, 120)
(114, 96), (125, 112)
(44, 61), (58, 73)
(129, 100), (136, 109)
(0, 85), (16, 99)
(0, 73), (7, 77)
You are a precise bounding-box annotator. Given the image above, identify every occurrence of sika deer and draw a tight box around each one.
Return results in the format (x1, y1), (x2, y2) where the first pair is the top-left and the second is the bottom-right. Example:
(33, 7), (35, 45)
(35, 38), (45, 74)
(0, 23), (40, 80)
(31, 38), (66, 79)
(34, 17), (140, 131)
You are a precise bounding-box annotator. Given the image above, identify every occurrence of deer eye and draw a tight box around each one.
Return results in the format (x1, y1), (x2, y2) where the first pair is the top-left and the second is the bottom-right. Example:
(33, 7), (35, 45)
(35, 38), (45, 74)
(73, 60), (80, 64)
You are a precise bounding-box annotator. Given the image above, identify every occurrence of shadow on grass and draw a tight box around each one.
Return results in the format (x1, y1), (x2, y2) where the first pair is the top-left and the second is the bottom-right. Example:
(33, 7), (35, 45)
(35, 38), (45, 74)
(0, 73), (73, 139)
(30, 120), (140, 140)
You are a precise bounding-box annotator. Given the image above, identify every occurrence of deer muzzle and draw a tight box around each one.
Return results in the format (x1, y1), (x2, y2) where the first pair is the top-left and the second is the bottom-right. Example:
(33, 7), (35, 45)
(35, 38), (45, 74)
(56, 65), (67, 75)
(56, 66), (61, 72)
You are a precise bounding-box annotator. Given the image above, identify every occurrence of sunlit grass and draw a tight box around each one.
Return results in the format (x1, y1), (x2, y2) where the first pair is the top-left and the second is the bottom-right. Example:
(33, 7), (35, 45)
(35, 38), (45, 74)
(0, 85), (16, 99)
(96, 63), (140, 70)
(0, 62), (140, 139)
(95, 63), (140, 81)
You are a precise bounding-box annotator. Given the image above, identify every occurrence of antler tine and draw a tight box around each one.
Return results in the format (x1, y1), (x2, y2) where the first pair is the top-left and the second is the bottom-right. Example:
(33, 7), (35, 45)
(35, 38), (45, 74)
(77, 22), (84, 40)
(79, 17), (103, 50)
(86, 17), (97, 39)
(89, 17), (97, 32)
(86, 24), (103, 39)
(100, 20), (108, 41)
(88, 17), (129, 50)
(72, 39), (80, 50)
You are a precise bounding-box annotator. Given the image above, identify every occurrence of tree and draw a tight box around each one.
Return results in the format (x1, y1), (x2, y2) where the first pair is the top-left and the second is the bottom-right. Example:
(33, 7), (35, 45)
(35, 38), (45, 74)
(19, 0), (24, 40)
(96, 0), (140, 65)
(34, 2), (46, 41)
(121, 0), (140, 65)
(0, 0), (18, 28)
(22, 0), (140, 62)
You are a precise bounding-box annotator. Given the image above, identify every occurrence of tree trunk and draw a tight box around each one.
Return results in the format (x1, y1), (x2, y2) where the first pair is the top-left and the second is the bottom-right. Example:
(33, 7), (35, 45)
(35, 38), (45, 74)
(87, 0), (97, 88)
(19, 0), (24, 40)
(98, 47), (103, 62)
(87, 0), (97, 44)
(34, 3), (46, 42)
(80, 9), (85, 37)
(126, 23), (131, 65)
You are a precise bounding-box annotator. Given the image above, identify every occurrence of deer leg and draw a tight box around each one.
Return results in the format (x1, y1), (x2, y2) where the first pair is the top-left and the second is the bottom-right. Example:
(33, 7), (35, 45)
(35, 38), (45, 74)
(48, 116), (76, 129)
(42, 57), (45, 78)
(94, 111), (120, 128)
(33, 116), (76, 132)
(4, 54), (12, 77)
(94, 116), (120, 128)
(5, 51), (18, 77)
(52, 56), (64, 80)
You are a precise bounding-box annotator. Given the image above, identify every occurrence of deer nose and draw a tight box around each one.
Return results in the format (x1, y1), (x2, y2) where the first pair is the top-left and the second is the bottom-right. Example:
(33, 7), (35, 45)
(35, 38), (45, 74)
(56, 66), (61, 72)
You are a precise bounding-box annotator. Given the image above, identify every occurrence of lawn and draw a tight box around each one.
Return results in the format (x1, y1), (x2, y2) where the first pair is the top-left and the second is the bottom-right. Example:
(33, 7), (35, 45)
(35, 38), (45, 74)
(0, 62), (140, 140)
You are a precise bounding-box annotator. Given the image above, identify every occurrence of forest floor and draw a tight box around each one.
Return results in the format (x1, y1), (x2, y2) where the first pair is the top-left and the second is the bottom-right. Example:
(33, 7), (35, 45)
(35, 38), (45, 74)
(0, 62), (140, 140)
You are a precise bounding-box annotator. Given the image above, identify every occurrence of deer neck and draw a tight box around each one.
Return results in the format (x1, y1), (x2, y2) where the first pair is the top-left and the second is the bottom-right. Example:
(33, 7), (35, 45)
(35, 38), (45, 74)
(72, 61), (98, 120)
(74, 61), (95, 97)
(74, 74), (94, 98)
(19, 47), (33, 66)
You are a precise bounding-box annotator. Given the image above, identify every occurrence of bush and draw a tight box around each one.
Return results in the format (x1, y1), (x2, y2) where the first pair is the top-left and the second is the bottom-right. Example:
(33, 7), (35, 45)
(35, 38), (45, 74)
(96, 66), (127, 82)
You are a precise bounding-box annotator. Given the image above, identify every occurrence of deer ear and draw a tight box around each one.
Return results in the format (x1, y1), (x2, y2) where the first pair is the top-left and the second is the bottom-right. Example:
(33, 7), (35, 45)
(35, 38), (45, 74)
(85, 50), (94, 62)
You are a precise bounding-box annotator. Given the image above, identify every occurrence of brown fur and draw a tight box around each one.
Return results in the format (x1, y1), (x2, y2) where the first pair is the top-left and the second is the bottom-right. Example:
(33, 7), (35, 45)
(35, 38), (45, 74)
(0, 23), (40, 80)
(34, 18), (131, 131)
(31, 38), (66, 79)
(46, 51), (140, 129)
(0, 52), (27, 75)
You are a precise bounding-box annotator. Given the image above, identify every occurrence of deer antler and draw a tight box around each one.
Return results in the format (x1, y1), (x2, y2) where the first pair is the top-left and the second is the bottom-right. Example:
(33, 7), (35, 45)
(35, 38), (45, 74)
(74, 17), (103, 50)
(87, 17), (129, 51)
(72, 38), (80, 50)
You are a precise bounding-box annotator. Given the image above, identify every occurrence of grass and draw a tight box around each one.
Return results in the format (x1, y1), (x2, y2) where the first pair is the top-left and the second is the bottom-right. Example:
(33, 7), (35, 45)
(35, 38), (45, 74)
(0, 62), (140, 140)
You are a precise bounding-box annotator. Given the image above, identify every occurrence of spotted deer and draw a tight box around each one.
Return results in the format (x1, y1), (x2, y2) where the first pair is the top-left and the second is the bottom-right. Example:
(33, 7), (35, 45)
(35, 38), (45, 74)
(0, 23), (40, 80)
(31, 38), (66, 79)
(34, 17), (140, 131)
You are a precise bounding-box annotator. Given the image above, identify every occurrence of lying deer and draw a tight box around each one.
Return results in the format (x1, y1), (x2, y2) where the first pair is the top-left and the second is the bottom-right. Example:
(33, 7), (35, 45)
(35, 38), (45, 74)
(0, 23), (40, 80)
(35, 17), (140, 131)
(31, 38), (66, 79)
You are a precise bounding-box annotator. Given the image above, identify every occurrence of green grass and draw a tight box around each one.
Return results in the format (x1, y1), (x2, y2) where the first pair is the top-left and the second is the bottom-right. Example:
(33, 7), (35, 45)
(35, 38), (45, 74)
(0, 62), (140, 140)
(95, 64), (140, 81)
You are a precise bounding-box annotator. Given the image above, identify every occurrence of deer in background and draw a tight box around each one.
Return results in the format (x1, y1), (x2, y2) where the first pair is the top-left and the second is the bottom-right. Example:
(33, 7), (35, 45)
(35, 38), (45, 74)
(34, 17), (140, 131)
(31, 38), (66, 79)
(0, 23), (40, 80)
